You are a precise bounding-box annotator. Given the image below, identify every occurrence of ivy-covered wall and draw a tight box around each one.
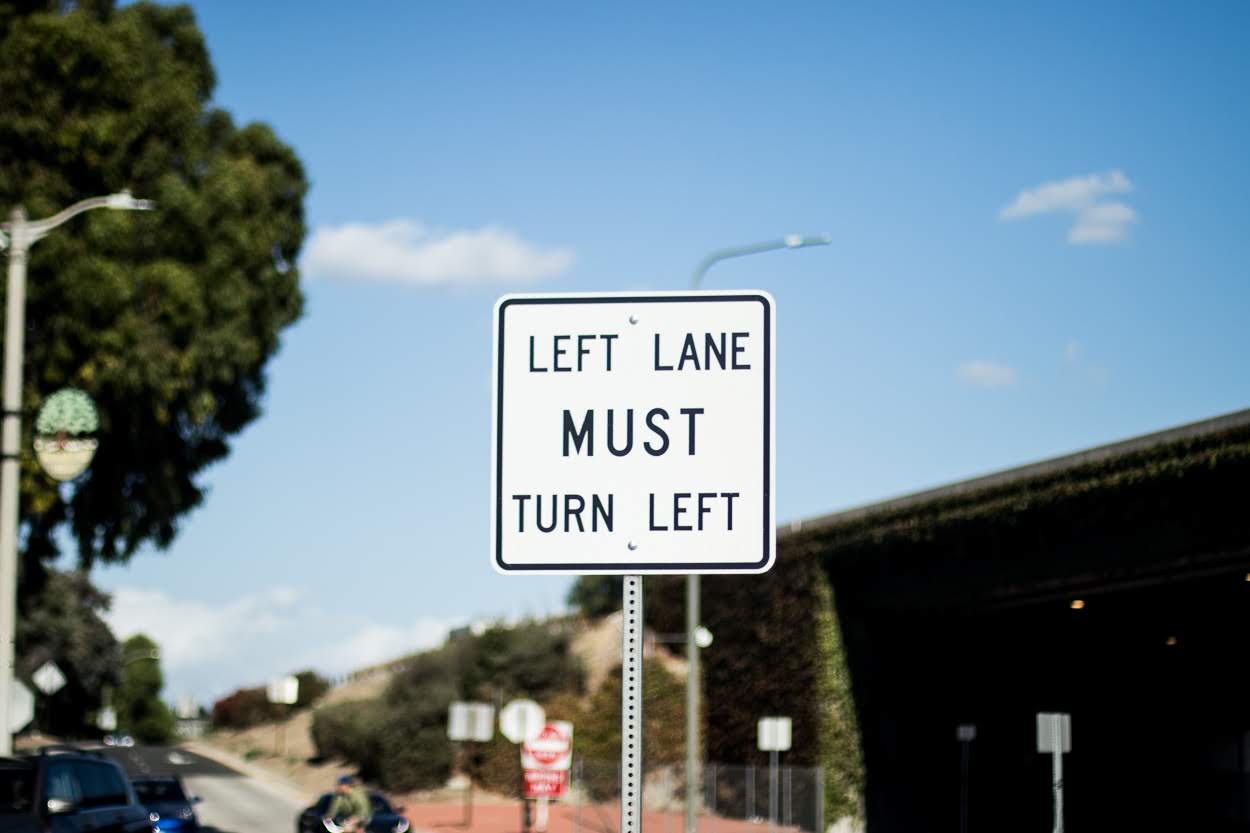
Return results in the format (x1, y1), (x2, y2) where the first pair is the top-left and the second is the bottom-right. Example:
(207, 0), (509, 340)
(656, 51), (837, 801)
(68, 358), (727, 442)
(701, 543), (864, 824)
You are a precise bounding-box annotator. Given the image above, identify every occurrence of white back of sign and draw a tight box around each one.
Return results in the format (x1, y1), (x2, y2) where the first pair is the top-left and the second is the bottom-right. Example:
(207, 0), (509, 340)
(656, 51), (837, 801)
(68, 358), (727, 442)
(492, 291), (775, 575)
(267, 675), (299, 705)
(1036, 712), (1071, 753)
(449, 701), (495, 742)
(499, 699), (545, 744)
(8, 679), (33, 733)
(757, 716), (792, 752)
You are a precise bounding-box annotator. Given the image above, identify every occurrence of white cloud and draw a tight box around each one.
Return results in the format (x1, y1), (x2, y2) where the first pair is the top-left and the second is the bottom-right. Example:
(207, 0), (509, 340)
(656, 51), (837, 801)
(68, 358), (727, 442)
(1068, 201), (1137, 244)
(958, 360), (1018, 388)
(999, 170), (1137, 245)
(106, 585), (303, 672)
(105, 585), (460, 704)
(303, 219), (575, 285)
(312, 619), (455, 674)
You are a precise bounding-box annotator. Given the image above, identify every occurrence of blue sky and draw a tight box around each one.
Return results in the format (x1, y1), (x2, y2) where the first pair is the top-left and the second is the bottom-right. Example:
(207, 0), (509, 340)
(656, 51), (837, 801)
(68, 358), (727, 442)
(93, 0), (1250, 703)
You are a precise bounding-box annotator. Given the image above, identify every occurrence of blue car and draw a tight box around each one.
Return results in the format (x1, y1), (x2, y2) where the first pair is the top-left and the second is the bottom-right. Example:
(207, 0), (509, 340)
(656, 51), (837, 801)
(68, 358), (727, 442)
(131, 775), (201, 832)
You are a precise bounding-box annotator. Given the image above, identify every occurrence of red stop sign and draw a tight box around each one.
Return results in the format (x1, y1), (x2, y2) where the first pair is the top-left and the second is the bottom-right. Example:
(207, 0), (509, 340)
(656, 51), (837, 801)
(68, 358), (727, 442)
(526, 724), (570, 766)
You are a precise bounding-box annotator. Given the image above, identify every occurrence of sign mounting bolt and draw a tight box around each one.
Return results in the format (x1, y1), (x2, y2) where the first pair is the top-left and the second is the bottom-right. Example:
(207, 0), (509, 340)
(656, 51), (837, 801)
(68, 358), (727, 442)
(628, 314), (639, 325)
(627, 541), (638, 551)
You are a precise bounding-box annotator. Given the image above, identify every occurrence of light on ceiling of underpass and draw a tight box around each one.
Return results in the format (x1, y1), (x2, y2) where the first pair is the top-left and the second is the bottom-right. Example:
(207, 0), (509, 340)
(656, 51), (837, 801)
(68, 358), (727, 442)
(1244, 572), (1250, 582)
(1070, 599), (1086, 610)
(1166, 636), (1178, 646)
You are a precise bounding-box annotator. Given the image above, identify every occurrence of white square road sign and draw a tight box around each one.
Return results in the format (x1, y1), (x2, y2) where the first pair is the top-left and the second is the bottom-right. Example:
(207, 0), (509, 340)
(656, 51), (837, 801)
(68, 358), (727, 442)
(491, 291), (775, 574)
(757, 716), (792, 752)
(1037, 712), (1071, 753)
(266, 675), (299, 705)
(448, 701), (495, 742)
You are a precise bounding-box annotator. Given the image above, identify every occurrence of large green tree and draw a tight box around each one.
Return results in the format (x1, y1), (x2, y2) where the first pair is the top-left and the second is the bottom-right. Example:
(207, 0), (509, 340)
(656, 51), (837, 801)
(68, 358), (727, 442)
(0, 1), (306, 573)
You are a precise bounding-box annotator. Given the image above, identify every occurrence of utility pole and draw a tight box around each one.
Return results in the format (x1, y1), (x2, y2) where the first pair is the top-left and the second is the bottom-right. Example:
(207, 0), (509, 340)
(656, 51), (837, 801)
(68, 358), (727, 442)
(0, 192), (153, 754)
(685, 233), (829, 833)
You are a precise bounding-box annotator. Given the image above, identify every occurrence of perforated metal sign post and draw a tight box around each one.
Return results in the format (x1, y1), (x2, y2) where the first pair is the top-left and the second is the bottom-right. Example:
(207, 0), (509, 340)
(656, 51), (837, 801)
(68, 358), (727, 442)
(491, 291), (777, 833)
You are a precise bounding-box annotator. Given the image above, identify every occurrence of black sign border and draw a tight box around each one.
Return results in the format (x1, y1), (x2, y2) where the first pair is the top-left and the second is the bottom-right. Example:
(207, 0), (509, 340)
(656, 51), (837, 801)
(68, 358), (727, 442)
(494, 294), (773, 573)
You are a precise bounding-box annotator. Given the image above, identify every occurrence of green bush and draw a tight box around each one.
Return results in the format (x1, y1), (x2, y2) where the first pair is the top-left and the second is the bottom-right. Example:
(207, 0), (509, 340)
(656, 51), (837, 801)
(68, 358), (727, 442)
(565, 576), (622, 618)
(574, 659), (686, 800)
(311, 699), (387, 779)
(294, 670), (332, 708)
(310, 620), (587, 792)
(455, 621), (585, 703)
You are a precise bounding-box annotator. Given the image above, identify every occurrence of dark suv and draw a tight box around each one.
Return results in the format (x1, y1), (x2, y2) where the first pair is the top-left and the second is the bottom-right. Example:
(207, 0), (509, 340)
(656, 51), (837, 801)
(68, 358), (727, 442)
(0, 747), (152, 832)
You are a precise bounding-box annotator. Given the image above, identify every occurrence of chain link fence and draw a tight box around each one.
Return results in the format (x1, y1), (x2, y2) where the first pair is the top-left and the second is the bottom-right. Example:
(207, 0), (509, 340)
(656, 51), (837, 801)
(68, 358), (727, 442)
(565, 759), (824, 833)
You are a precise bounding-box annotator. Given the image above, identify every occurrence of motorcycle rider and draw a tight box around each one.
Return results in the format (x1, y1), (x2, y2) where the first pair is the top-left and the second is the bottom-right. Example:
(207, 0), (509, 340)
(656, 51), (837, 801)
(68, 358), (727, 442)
(325, 775), (372, 832)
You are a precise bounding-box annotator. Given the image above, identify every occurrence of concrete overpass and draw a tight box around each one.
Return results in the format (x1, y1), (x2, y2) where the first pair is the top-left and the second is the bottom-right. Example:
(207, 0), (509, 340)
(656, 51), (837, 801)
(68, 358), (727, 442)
(702, 407), (1250, 831)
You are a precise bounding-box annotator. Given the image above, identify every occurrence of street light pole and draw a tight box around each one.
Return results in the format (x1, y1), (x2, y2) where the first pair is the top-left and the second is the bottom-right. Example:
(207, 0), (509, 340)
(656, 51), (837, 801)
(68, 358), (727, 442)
(684, 233), (829, 833)
(0, 192), (154, 755)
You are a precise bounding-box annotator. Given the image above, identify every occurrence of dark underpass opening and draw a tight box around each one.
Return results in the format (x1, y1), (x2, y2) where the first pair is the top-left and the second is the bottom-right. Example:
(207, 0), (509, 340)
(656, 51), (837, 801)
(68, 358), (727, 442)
(859, 567), (1250, 832)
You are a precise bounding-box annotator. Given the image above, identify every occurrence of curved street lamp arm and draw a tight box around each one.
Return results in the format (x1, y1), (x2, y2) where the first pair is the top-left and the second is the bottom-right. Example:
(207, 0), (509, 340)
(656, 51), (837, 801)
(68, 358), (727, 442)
(23, 191), (154, 243)
(690, 233), (831, 289)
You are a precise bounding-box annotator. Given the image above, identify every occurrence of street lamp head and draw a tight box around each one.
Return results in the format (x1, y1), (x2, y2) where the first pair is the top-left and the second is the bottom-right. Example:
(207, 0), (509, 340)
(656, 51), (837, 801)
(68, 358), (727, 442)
(694, 626), (714, 649)
(106, 190), (155, 211)
(784, 233), (832, 249)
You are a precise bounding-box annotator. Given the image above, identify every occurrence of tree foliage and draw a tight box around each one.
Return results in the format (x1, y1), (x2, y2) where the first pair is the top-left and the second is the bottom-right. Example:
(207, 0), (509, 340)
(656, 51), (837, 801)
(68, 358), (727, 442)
(115, 633), (173, 743)
(210, 669), (330, 729)
(210, 685), (271, 730)
(0, 0), (306, 571)
(294, 669), (331, 709)
(311, 622), (586, 791)
(565, 576), (622, 618)
(15, 568), (119, 736)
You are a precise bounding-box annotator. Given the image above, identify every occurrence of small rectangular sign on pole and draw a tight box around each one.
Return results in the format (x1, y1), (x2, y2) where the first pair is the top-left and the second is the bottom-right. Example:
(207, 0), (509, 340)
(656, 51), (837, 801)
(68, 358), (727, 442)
(1036, 713), (1071, 753)
(267, 676), (299, 705)
(1037, 712), (1071, 833)
(757, 716), (791, 833)
(757, 717), (792, 752)
(448, 701), (495, 742)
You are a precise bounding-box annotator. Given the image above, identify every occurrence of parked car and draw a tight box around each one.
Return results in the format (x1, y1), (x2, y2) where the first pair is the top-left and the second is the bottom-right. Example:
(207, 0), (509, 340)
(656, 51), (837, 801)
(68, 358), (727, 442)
(0, 745), (153, 832)
(297, 792), (408, 833)
(100, 737), (134, 749)
(130, 777), (199, 833)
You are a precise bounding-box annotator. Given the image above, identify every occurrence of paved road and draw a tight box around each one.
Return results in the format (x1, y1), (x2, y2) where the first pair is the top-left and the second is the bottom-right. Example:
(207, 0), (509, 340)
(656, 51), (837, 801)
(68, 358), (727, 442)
(102, 745), (305, 833)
